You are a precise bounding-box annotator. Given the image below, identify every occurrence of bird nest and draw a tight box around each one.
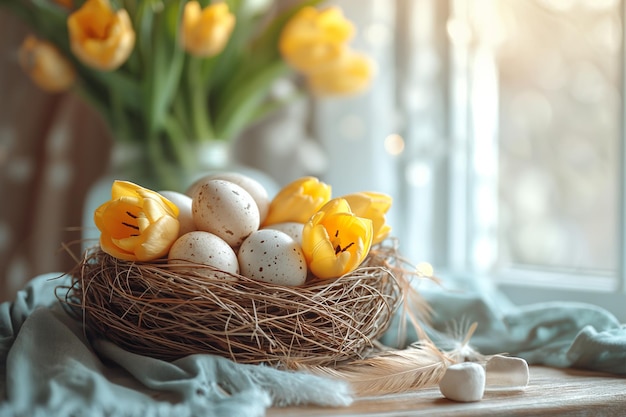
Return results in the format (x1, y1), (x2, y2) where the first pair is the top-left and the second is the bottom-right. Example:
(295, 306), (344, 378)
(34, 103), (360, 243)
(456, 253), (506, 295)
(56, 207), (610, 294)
(61, 241), (411, 367)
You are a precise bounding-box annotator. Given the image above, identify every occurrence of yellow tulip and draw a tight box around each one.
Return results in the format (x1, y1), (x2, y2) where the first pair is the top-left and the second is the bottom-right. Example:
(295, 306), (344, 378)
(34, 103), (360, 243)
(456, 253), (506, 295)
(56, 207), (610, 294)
(263, 176), (331, 226)
(18, 35), (75, 93)
(67, 0), (135, 71)
(279, 6), (354, 73)
(180, 1), (235, 58)
(307, 50), (373, 96)
(302, 198), (373, 279)
(94, 181), (180, 261)
(343, 192), (392, 244)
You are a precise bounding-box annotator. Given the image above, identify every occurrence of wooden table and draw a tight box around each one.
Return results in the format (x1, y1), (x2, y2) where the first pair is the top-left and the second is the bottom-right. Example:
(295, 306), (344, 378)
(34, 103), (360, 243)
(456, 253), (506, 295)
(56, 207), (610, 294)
(268, 366), (626, 416)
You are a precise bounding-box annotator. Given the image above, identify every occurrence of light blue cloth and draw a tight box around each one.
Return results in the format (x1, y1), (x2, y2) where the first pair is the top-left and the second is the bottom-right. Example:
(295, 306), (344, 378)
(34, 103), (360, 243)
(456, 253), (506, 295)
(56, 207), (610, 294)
(382, 279), (626, 375)
(0, 273), (352, 417)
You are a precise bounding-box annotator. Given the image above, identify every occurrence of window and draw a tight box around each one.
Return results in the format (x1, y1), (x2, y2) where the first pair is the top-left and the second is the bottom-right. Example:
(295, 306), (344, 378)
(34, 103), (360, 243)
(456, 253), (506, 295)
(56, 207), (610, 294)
(316, 0), (626, 321)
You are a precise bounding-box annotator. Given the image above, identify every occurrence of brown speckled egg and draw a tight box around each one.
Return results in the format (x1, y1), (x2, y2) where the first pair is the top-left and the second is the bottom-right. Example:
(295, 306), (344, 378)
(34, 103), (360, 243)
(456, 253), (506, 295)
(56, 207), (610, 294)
(191, 179), (260, 247)
(168, 231), (239, 281)
(238, 229), (307, 286)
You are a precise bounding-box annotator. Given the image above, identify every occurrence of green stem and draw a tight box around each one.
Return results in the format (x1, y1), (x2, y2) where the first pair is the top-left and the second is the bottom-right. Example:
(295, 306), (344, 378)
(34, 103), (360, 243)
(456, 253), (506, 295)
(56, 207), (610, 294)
(187, 56), (214, 141)
(109, 84), (132, 143)
(173, 94), (193, 138)
(145, 132), (177, 191)
(163, 115), (194, 168)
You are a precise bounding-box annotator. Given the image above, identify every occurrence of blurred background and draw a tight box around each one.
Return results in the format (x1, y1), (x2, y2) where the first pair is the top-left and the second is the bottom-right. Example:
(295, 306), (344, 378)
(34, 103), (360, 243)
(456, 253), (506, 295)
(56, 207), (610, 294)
(1, 0), (624, 320)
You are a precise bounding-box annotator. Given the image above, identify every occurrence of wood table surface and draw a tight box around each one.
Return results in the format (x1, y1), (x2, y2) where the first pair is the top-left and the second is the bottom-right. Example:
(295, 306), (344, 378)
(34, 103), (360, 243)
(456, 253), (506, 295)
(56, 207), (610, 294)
(268, 366), (626, 416)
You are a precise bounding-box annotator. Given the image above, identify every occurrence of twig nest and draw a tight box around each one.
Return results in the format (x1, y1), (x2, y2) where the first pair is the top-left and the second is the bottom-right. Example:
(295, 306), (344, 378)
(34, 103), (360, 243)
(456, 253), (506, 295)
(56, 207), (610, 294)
(439, 362), (486, 402)
(62, 244), (403, 366)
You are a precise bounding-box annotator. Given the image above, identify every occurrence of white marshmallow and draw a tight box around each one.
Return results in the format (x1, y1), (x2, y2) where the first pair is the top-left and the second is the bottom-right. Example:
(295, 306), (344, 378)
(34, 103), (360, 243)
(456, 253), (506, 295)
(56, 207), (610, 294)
(485, 355), (530, 389)
(439, 362), (485, 402)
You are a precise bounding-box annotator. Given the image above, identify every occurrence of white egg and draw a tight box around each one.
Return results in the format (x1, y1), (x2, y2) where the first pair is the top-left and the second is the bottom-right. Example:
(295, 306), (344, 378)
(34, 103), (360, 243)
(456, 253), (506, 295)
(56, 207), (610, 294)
(238, 229), (307, 286)
(191, 179), (260, 248)
(159, 190), (196, 237)
(168, 231), (239, 281)
(262, 222), (304, 245)
(187, 172), (270, 223)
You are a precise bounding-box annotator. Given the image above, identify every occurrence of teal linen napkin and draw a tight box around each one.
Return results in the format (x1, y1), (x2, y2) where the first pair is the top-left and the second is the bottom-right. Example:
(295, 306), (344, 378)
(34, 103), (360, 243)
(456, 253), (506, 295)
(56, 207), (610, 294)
(382, 283), (626, 375)
(0, 273), (352, 417)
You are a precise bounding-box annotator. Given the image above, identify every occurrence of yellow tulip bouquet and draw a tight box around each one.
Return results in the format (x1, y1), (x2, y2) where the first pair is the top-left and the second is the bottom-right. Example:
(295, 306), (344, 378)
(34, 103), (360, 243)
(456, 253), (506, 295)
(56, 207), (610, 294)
(2, 0), (374, 189)
(62, 173), (429, 367)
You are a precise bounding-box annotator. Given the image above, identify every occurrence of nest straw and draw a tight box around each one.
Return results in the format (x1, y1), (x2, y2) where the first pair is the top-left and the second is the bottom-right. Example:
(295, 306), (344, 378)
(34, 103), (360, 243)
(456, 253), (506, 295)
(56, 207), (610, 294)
(61, 242), (408, 367)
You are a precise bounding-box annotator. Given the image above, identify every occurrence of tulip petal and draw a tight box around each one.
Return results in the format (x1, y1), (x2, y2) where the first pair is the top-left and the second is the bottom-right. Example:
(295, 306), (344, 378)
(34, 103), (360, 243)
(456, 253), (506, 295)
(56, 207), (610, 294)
(263, 176), (331, 226)
(112, 234), (142, 252)
(343, 191), (392, 244)
(97, 200), (142, 239)
(100, 234), (136, 261)
(134, 216), (180, 261)
(279, 6), (355, 73)
(307, 50), (374, 96)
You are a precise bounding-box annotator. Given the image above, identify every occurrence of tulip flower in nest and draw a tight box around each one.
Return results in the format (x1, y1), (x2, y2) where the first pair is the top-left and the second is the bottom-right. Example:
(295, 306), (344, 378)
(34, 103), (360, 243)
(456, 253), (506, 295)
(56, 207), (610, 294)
(94, 180), (180, 262)
(302, 198), (374, 279)
(263, 176), (332, 226)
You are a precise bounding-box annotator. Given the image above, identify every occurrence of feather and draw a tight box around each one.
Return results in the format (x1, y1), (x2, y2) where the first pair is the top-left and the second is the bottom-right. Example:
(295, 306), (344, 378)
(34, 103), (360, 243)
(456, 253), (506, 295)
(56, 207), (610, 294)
(295, 320), (483, 397)
(296, 340), (454, 396)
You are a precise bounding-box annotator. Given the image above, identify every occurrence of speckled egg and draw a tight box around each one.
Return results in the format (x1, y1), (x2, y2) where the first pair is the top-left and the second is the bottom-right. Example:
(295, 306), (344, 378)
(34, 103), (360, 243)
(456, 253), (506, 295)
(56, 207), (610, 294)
(238, 229), (307, 286)
(262, 222), (304, 245)
(204, 172), (271, 224)
(191, 179), (260, 247)
(159, 190), (196, 237)
(168, 231), (239, 281)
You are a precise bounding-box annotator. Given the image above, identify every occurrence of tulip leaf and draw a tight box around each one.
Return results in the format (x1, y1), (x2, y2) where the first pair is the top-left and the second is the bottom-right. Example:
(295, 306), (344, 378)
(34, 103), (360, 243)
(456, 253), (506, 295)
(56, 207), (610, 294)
(149, 1), (185, 137)
(214, 60), (289, 140)
(211, 0), (324, 114)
